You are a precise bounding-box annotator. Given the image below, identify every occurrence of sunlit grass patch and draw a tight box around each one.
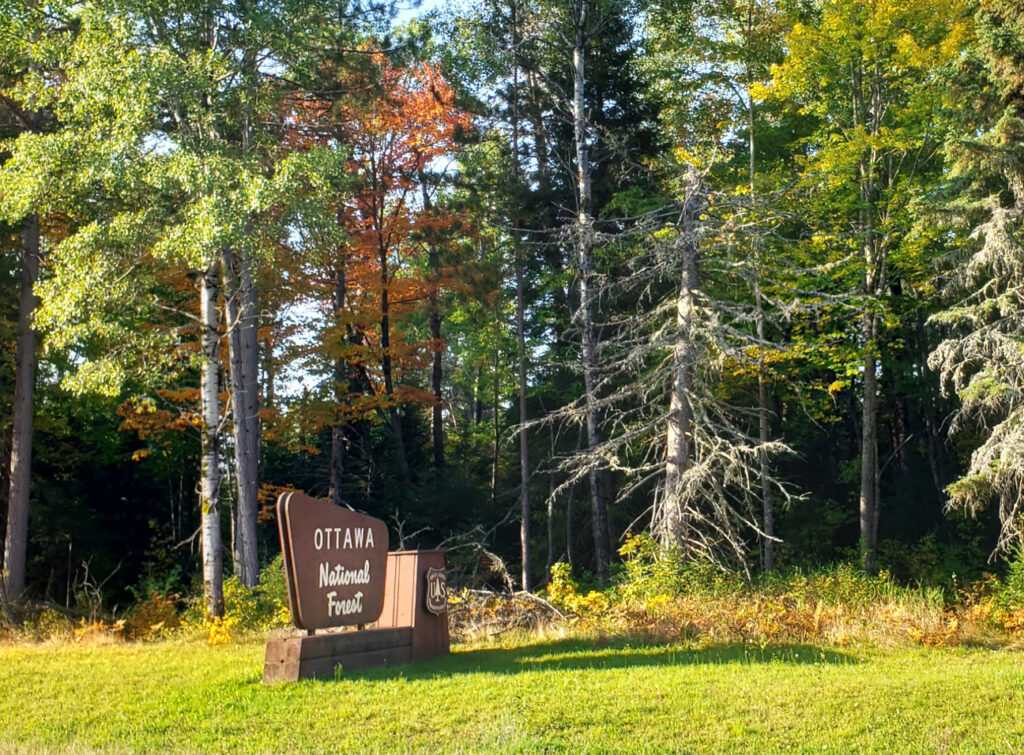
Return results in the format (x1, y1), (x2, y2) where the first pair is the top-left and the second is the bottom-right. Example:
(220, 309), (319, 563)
(1, 635), (1022, 752)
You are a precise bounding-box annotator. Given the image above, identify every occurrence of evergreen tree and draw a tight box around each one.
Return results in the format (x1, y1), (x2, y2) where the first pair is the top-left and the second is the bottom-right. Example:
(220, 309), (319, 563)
(930, 0), (1024, 555)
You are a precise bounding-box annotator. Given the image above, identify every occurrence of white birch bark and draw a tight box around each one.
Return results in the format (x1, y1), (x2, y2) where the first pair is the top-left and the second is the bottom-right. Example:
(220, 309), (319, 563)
(200, 263), (224, 618)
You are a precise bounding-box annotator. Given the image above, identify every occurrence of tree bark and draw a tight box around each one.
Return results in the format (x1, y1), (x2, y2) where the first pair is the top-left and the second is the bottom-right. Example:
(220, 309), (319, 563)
(2, 214), (40, 602)
(378, 238), (410, 484)
(738, 28), (777, 570)
(419, 174), (445, 471)
(859, 310), (880, 574)
(223, 21), (261, 587)
(757, 285), (774, 571)
(221, 246), (259, 587)
(858, 198), (882, 574)
(565, 482), (576, 569)
(263, 336), (275, 409)
(509, 25), (532, 592)
(517, 264), (531, 591)
(857, 62), (884, 575)
(491, 347), (501, 507)
(200, 263), (224, 619)
(572, 0), (611, 582)
(660, 189), (700, 549)
(330, 265), (346, 507)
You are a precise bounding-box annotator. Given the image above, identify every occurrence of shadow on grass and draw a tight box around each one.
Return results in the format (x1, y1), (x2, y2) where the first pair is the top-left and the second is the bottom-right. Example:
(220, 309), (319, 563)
(334, 638), (858, 683)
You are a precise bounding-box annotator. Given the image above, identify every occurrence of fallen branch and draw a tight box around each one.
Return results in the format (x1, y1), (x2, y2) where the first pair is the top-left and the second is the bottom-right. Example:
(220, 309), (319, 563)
(448, 587), (567, 639)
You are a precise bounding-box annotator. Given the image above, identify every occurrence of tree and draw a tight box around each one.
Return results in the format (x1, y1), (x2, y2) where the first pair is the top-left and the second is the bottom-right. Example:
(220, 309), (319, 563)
(929, 0), (1024, 555)
(282, 50), (470, 506)
(647, 0), (792, 568)
(0, 0), (71, 601)
(769, 0), (966, 572)
(436, 0), (543, 590)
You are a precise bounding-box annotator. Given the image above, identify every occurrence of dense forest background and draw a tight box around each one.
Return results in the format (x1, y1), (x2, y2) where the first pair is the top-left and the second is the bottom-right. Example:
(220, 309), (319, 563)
(1, 0), (1023, 618)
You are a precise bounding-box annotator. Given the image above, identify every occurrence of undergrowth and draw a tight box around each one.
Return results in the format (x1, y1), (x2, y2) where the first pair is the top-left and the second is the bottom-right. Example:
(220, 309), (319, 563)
(0, 555), (293, 646)
(544, 534), (1024, 649)
(5, 537), (1024, 650)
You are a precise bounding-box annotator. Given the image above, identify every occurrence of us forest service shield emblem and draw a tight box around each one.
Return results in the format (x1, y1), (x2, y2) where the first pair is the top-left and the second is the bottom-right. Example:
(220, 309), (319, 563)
(425, 567), (448, 615)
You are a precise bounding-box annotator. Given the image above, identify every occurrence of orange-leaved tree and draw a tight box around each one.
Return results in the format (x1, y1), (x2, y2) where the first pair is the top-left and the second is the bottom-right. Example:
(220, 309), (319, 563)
(280, 51), (472, 505)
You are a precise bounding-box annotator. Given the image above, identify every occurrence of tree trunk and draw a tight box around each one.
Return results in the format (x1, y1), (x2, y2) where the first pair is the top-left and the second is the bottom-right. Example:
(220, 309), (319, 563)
(330, 266), (346, 507)
(860, 310), (880, 574)
(221, 246), (259, 587)
(546, 490), (556, 580)
(858, 69), (884, 573)
(517, 264), (531, 591)
(565, 482), (576, 569)
(757, 288), (774, 571)
(491, 347), (501, 506)
(743, 35), (776, 572)
(200, 263), (224, 619)
(473, 367), (483, 426)
(418, 175), (445, 471)
(228, 28), (260, 587)
(227, 463), (241, 579)
(660, 189), (700, 549)
(430, 302), (444, 471)
(858, 178), (881, 574)
(916, 314), (945, 493)
(572, 0), (611, 582)
(510, 33), (532, 592)
(378, 241), (410, 484)
(263, 336), (275, 409)
(2, 214), (40, 602)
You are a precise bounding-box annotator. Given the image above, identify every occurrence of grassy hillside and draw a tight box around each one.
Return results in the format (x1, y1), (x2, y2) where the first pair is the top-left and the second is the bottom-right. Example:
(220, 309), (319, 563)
(1, 636), (1022, 753)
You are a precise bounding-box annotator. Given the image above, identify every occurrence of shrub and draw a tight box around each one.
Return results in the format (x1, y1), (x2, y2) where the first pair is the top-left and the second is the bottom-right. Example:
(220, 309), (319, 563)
(987, 547), (1024, 636)
(547, 562), (610, 617)
(615, 532), (743, 603)
(23, 608), (75, 642)
(124, 591), (181, 641)
(178, 555), (292, 642)
(542, 538), (965, 648)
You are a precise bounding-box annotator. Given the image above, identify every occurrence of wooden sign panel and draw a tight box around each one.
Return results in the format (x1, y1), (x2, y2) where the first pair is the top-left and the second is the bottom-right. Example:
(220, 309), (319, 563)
(276, 492), (389, 630)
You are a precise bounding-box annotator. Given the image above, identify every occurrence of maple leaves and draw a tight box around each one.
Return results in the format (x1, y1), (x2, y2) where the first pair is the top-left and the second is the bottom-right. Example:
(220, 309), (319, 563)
(277, 51), (471, 448)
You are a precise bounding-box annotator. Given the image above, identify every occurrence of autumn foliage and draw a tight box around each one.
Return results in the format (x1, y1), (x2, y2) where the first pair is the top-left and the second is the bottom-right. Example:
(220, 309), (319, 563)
(280, 50), (472, 435)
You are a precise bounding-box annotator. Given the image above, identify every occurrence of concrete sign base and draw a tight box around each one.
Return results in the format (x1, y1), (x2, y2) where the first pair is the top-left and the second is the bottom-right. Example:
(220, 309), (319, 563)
(263, 548), (450, 683)
(263, 627), (414, 683)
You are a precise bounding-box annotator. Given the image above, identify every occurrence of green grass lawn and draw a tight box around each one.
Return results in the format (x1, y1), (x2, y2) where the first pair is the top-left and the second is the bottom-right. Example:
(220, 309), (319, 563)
(1, 635), (1022, 753)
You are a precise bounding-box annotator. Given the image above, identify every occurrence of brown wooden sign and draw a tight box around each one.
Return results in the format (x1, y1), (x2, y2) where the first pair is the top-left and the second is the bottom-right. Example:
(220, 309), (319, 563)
(276, 492), (389, 630)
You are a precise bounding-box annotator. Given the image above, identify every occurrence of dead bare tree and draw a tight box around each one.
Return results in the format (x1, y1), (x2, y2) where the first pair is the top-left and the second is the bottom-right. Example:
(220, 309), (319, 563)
(539, 168), (798, 573)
